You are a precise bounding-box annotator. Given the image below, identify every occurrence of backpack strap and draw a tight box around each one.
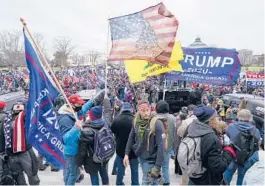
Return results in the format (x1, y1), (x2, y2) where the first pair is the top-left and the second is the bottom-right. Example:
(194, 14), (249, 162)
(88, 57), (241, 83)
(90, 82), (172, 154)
(146, 116), (168, 151)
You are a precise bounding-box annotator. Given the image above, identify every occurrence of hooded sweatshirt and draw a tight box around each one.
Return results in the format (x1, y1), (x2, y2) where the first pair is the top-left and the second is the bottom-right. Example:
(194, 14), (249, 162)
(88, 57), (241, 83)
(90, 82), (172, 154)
(226, 121), (261, 143)
(187, 119), (234, 185)
(156, 100), (176, 152)
(125, 116), (165, 168)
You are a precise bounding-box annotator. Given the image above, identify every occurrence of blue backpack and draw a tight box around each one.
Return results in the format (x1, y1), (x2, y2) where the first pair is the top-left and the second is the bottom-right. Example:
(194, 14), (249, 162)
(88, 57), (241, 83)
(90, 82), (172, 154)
(91, 125), (116, 164)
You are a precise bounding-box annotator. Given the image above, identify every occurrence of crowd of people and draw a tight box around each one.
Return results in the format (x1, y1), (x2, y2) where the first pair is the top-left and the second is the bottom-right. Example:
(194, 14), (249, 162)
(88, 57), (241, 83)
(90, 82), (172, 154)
(0, 70), (264, 185)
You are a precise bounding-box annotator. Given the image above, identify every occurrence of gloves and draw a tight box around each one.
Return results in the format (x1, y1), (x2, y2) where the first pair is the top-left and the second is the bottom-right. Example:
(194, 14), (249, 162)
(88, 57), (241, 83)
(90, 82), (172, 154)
(93, 90), (105, 106)
(150, 167), (161, 178)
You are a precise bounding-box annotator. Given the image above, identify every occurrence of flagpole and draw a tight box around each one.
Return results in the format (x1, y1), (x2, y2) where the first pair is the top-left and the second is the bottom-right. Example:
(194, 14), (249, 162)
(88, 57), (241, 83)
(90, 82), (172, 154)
(20, 18), (77, 119)
(105, 17), (110, 94)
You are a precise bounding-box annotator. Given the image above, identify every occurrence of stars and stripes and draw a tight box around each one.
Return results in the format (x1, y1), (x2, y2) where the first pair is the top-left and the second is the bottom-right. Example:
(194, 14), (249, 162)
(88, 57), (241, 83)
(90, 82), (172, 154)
(108, 3), (178, 66)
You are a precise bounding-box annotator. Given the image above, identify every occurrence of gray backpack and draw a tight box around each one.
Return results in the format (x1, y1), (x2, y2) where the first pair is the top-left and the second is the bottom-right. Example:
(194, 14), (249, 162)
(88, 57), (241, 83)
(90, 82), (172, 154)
(177, 136), (206, 178)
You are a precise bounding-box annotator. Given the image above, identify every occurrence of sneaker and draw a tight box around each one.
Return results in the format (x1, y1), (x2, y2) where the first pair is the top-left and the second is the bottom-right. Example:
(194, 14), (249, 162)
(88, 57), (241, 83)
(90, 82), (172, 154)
(76, 173), (84, 183)
(39, 164), (48, 171)
(51, 168), (60, 172)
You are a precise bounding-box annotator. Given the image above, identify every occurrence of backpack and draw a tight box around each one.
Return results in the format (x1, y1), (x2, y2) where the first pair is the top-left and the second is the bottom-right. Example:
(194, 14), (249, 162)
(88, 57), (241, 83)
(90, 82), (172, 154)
(177, 136), (206, 178)
(147, 115), (169, 151)
(232, 127), (258, 166)
(133, 114), (169, 151)
(91, 125), (116, 164)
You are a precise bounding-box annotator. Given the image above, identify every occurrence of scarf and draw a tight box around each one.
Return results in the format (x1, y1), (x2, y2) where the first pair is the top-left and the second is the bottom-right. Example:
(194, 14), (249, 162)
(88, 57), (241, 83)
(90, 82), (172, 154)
(3, 111), (26, 152)
(135, 114), (149, 142)
(13, 111), (26, 153)
(3, 111), (12, 149)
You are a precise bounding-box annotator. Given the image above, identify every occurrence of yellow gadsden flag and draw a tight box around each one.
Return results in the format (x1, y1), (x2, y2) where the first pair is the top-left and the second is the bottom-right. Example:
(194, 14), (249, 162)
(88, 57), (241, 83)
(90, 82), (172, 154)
(124, 41), (184, 83)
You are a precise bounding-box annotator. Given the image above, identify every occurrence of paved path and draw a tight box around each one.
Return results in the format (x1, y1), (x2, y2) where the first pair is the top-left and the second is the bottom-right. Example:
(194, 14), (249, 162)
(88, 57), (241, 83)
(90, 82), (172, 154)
(38, 156), (181, 185)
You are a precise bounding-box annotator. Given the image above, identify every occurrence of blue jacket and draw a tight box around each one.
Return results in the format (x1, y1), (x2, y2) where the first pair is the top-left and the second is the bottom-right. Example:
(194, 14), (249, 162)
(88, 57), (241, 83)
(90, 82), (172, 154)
(226, 121), (261, 142)
(58, 100), (93, 156)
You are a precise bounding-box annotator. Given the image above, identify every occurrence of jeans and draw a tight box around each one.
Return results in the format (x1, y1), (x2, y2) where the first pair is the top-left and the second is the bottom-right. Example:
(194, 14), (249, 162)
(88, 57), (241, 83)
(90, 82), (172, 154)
(116, 156), (139, 185)
(224, 151), (259, 185)
(63, 155), (78, 185)
(162, 150), (173, 184)
(90, 166), (109, 186)
(112, 156), (118, 174)
(139, 158), (158, 185)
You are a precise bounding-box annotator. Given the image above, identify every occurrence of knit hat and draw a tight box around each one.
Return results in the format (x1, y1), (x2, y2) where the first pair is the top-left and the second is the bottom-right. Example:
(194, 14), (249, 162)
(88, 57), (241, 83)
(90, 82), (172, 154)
(120, 102), (133, 113)
(156, 100), (169, 114)
(88, 106), (103, 120)
(237, 109), (253, 122)
(193, 105), (217, 123)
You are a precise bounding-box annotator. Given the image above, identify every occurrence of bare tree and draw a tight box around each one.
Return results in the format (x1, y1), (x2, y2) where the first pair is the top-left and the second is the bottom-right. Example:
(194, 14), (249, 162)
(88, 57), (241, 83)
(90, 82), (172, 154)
(0, 30), (24, 66)
(238, 49), (253, 66)
(53, 37), (75, 66)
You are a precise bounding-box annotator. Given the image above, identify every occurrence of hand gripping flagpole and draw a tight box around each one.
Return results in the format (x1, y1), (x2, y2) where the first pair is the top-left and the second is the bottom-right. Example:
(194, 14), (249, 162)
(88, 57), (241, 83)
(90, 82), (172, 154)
(20, 18), (77, 120)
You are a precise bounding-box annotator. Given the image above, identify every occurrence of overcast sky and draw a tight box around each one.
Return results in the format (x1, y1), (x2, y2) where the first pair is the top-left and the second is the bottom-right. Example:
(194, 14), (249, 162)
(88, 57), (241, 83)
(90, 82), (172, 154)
(1, 0), (264, 56)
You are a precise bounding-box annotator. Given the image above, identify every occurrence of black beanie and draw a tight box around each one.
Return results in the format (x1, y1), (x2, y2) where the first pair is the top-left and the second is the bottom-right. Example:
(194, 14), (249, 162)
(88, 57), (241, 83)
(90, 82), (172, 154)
(156, 100), (169, 114)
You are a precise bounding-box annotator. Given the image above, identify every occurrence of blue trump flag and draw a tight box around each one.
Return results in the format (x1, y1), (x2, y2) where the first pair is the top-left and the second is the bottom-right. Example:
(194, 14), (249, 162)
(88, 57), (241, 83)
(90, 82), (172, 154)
(165, 47), (241, 86)
(24, 32), (66, 169)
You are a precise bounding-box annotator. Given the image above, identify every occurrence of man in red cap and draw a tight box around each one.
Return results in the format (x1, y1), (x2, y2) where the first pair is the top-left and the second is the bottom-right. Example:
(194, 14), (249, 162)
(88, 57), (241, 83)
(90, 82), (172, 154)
(58, 90), (105, 186)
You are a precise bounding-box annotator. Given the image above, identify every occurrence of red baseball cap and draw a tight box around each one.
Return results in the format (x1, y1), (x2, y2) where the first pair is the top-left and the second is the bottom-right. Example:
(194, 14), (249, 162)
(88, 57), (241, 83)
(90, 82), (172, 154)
(68, 94), (85, 105)
(0, 101), (6, 109)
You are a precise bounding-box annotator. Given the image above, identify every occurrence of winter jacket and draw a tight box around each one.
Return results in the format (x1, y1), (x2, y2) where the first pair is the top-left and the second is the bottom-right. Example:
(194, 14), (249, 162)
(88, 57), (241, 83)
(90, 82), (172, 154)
(58, 100), (93, 156)
(111, 111), (137, 159)
(226, 121), (261, 142)
(125, 116), (165, 168)
(76, 98), (113, 175)
(188, 119), (234, 185)
(76, 119), (107, 175)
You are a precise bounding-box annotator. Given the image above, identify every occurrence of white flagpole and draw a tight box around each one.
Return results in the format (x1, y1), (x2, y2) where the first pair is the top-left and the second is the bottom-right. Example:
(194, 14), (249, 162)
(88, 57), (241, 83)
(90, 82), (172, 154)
(163, 78), (166, 100)
(20, 18), (77, 119)
(105, 17), (110, 93)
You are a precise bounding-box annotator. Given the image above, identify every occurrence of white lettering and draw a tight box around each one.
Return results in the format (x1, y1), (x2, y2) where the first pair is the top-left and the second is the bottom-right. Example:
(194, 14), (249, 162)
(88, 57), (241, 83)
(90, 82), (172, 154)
(207, 56), (221, 67)
(44, 132), (50, 139)
(221, 57), (234, 67)
(184, 55), (194, 65)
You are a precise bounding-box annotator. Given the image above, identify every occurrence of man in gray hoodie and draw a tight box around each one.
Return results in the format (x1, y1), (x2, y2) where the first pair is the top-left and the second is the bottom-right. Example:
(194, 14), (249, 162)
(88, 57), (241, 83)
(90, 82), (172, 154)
(155, 100), (175, 185)
(124, 100), (165, 185)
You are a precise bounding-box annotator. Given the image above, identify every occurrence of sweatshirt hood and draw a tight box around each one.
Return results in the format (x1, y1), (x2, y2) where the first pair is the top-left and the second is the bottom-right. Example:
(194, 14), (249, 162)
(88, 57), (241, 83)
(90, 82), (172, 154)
(188, 119), (214, 137)
(58, 104), (76, 119)
(234, 121), (254, 131)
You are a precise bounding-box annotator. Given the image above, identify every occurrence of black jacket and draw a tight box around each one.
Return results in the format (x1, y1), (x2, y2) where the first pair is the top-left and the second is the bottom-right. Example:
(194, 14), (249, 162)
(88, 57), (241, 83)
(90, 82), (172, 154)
(188, 120), (234, 185)
(76, 119), (108, 175)
(111, 111), (137, 159)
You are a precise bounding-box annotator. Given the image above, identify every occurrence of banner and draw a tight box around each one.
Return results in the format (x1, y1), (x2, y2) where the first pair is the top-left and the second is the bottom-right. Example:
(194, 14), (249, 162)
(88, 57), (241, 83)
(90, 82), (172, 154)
(165, 47), (241, 86)
(124, 41), (183, 83)
(246, 72), (264, 88)
(24, 33), (66, 169)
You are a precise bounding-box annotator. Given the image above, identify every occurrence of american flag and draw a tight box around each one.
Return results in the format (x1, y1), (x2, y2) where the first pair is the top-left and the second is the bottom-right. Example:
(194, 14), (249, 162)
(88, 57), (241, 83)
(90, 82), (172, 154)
(108, 3), (178, 66)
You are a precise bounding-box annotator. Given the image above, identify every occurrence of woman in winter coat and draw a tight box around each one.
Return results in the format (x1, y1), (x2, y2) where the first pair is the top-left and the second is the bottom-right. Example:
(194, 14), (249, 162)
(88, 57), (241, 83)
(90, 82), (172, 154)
(76, 97), (113, 186)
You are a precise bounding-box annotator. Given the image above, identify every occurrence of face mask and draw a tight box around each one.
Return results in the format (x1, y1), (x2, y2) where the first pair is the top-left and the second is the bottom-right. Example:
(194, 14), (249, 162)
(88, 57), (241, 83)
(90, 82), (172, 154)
(73, 106), (82, 112)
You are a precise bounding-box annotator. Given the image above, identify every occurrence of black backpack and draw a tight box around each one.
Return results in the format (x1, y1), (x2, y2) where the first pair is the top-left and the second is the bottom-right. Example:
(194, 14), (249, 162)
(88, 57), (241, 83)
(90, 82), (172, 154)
(232, 127), (258, 166)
